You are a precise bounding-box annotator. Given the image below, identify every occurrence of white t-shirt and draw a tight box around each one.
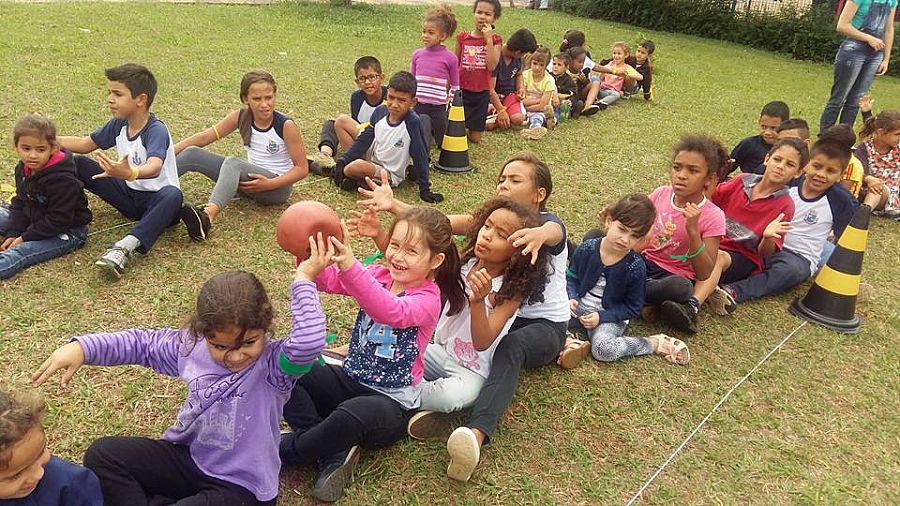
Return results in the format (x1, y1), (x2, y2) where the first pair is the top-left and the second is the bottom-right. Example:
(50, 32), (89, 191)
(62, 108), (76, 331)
(435, 259), (515, 379)
(783, 186), (835, 275)
(90, 116), (180, 192)
(245, 111), (293, 175)
(516, 212), (570, 323)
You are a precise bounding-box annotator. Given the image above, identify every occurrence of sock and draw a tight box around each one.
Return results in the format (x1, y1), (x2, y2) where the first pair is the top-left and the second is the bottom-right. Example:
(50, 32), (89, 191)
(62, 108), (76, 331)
(114, 235), (141, 254)
(687, 296), (700, 313)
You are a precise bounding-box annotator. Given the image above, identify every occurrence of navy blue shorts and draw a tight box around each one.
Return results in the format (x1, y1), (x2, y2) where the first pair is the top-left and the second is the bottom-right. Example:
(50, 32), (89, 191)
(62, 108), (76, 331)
(461, 90), (490, 132)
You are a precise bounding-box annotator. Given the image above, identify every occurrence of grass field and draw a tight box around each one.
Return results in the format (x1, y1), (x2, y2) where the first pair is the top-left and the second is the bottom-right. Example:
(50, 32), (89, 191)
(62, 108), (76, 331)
(1, 2), (899, 504)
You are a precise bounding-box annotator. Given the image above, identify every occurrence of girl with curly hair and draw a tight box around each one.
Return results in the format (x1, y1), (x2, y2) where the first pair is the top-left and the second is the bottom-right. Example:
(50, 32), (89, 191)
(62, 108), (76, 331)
(401, 197), (549, 429)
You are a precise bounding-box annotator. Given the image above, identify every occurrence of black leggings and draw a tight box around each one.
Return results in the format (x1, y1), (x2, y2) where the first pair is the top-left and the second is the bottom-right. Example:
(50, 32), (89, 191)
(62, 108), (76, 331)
(643, 256), (694, 305)
(415, 102), (448, 151)
(83, 437), (270, 506)
(467, 317), (567, 443)
(280, 364), (413, 466)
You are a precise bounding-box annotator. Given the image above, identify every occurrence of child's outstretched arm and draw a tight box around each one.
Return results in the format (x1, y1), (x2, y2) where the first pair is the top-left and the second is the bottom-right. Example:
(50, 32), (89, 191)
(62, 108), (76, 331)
(32, 329), (181, 388)
(348, 205), (389, 253)
(358, 173), (472, 233)
(508, 220), (564, 265)
(174, 110), (239, 154)
(57, 135), (99, 154)
(468, 268), (520, 352)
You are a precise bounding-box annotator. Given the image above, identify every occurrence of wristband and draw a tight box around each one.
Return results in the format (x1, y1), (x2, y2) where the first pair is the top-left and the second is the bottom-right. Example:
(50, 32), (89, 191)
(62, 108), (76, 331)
(498, 106), (507, 113)
(128, 167), (140, 181)
(669, 242), (706, 262)
(212, 125), (221, 140)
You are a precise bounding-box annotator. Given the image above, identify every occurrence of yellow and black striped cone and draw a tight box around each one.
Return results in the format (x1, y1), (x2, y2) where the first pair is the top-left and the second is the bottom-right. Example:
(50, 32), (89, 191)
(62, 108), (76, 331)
(433, 90), (471, 173)
(789, 204), (871, 333)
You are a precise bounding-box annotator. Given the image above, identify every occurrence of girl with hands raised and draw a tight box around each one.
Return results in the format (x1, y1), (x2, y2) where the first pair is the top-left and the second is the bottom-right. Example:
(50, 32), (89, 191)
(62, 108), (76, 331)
(32, 269), (328, 505)
(359, 152), (570, 482)
(279, 207), (465, 502)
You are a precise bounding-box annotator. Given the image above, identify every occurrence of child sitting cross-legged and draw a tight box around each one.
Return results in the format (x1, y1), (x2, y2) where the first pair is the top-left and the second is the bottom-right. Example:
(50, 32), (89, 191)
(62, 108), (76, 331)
(595, 41), (642, 110)
(0, 388), (102, 505)
(32, 269), (328, 505)
(520, 47), (557, 140)
(332, 71), (443, 203)
(558, 194), (689, 369)
(308, 56), (387, 175)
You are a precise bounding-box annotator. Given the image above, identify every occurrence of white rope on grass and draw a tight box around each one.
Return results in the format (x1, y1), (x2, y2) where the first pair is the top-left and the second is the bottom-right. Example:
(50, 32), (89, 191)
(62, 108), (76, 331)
(87, 221), (136, 237)
(625, 320), (809, 506)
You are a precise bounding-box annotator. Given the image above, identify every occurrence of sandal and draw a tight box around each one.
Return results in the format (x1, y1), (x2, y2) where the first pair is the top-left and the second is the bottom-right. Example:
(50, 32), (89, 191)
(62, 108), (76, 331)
(557, 337), (591, 369)
(651, 334), (690, 365)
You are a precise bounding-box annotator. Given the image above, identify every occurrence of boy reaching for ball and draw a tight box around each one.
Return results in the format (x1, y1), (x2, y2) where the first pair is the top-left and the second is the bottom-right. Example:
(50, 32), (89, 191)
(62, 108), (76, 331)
(332, 72), (443, 204)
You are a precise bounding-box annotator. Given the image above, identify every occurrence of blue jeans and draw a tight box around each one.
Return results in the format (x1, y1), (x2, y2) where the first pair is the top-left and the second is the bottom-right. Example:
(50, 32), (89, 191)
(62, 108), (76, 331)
(819, 39), (884, 132)
(0, 206), (87, 279)
(726, 248), (810, 303)
(75, 156), (182, 253)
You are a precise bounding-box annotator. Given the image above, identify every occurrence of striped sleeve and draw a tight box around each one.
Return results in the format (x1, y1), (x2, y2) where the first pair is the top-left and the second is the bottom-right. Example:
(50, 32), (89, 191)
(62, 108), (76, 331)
(76, 328), (182, 377)
(268, 280), (327, 385)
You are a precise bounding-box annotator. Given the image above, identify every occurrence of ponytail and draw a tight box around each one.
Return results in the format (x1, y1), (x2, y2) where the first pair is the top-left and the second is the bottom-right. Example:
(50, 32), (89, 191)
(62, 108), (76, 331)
(434, 239), (465, 316)
(238, 108), (252, 147)
(859, 110), (900, 141)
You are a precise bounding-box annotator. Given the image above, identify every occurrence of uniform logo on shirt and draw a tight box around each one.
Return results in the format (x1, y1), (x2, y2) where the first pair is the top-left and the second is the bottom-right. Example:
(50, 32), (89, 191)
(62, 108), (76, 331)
(804, 209), (819, 225)
(393, 139), (405, 149)
(131, 153), (143, 167)
(266, 140), (278, 154)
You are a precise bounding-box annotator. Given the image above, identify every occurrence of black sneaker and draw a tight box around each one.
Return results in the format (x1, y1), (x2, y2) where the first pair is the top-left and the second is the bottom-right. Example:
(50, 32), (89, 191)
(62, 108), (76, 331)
(581, 104), (600, 116)
(660, 300), (698, 334)
(312, 446), (360, 503)
(339, 178), (362, 193)
(597, 101), (609, 111)
(180, 203), (211, 241)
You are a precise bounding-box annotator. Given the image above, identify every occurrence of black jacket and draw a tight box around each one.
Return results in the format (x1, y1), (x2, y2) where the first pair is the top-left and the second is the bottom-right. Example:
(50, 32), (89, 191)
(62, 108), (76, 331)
(6, 149), (92, 241)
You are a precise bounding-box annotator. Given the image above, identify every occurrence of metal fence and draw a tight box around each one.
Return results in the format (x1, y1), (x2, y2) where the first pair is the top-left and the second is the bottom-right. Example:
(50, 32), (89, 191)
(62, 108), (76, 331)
(731, 0), (814, 14)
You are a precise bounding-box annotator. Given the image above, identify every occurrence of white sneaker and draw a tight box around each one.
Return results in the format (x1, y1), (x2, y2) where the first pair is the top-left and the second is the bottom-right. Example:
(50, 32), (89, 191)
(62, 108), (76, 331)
(446, 427), (480, 482)
(521, 126), (547, 140)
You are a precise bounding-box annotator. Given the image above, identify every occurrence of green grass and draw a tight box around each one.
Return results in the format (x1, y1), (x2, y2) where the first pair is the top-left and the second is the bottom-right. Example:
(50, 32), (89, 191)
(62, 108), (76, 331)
(2, 2), (899, 504)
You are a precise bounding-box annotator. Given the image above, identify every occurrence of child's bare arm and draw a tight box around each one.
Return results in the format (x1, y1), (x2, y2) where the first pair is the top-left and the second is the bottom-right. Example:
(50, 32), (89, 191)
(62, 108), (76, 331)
(58, 136), (98, 154)
(174, 110), (239, 154)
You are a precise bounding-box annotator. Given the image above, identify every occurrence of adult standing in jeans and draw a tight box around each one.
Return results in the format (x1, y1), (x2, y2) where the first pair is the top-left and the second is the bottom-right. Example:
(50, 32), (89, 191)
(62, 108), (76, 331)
(819, 0), (896, 133)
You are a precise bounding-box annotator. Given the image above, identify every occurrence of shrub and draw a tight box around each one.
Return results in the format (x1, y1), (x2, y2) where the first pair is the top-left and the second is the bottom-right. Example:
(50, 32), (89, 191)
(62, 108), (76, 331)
(554, 0), (900, 76)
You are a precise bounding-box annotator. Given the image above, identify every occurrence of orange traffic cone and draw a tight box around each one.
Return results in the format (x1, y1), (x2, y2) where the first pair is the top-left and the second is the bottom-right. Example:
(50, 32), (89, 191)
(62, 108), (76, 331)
(789, 204), (872, 333)
(433, 90), (472, 173)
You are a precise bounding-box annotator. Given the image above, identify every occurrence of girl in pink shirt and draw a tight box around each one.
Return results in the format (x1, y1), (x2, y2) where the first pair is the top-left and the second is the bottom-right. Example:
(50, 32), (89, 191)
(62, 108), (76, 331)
(641, 135), (728, 333)
(279, 207), (465, 503)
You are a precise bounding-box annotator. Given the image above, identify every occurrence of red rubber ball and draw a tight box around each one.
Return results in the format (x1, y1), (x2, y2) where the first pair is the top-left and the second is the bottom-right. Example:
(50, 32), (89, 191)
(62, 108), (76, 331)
(276, 201), (343, 262)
